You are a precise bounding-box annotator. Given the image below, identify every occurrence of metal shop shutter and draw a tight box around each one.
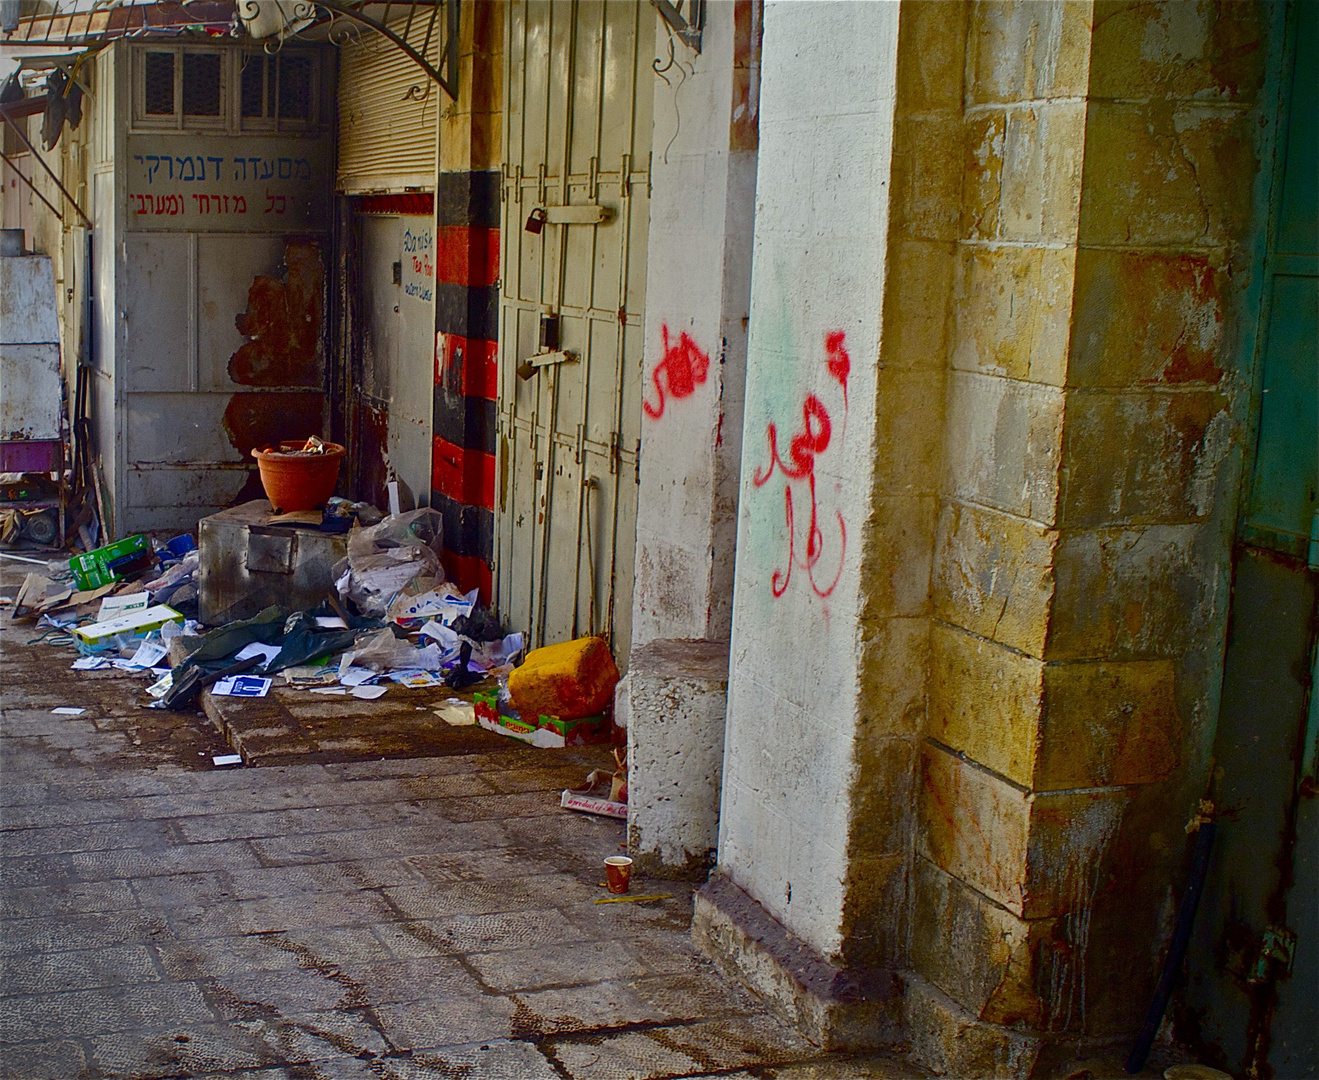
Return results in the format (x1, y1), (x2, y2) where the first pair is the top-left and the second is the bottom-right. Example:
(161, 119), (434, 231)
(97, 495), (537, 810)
(336, 16), (439, 194)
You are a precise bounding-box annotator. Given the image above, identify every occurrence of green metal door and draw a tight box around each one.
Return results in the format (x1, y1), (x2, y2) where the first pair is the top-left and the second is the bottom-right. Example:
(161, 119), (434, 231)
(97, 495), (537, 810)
(1183, 5), (1318, 1076)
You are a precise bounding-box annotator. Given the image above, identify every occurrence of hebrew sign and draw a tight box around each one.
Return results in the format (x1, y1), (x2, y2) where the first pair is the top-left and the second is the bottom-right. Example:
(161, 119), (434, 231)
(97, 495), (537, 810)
(125, 135), (330, 232)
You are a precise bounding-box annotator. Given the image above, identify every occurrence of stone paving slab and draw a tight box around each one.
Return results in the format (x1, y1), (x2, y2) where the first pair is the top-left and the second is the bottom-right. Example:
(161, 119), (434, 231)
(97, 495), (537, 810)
(1, 571), (922, 1079)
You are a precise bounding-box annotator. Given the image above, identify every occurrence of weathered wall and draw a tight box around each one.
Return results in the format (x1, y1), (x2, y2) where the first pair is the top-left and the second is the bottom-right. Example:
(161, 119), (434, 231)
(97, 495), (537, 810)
(910, 0), (1281, 1065)
(718, 0), (900, 959)
(704, 1), (1283, 1070)
(631, 0), (758, 646)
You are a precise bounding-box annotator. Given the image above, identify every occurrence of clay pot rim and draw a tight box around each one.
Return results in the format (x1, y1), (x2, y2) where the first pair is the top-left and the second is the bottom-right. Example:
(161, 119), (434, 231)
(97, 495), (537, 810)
(251, 440), (347, 461)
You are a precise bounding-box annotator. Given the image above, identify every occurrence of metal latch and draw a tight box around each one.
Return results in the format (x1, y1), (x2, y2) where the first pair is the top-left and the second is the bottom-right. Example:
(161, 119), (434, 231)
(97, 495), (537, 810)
(517, 350), (577, 381)
(524, 205), (613, 232)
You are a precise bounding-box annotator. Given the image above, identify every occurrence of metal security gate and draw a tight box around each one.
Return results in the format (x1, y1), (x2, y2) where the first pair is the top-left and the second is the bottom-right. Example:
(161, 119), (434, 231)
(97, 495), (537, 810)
(496, 0), (653, 659)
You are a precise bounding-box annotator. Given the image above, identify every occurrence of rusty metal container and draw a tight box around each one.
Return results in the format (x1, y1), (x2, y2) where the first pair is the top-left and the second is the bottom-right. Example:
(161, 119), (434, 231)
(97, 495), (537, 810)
(198, 500), (349, 625)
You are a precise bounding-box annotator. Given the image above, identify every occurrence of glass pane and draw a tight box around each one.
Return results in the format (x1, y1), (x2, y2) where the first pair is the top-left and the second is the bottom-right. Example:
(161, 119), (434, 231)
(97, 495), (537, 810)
(143, 52), (174, 115)
(182, 52), (222, 116)
(277, 54), (312, 120)
(240, 55), (267, 118)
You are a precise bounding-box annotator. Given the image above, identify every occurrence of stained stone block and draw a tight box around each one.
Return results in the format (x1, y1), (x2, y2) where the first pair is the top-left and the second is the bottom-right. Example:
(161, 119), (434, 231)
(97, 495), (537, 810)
(626, 638), (730, 878)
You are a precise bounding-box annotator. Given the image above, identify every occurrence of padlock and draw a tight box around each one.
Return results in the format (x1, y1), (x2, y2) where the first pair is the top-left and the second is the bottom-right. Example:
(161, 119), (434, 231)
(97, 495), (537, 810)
(524, 207), (547, 234)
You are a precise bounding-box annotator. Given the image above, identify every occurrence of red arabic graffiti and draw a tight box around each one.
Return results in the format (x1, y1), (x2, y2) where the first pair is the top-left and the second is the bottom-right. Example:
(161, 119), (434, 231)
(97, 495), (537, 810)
(752, 330), (850, 599)
(643, 325), (711, 420)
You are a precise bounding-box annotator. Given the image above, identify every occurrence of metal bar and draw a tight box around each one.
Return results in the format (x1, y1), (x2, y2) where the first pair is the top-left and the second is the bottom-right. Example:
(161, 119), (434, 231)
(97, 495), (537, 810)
(1, 111), (91, 226)
(0, 148), (66, 222)
(313, 0), (456, 98)
(445, 0), (459, 106)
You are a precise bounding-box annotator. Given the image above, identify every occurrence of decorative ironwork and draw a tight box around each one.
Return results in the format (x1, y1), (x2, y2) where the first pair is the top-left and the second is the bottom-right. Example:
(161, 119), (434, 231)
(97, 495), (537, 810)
(649, 0), (702, 53)
(2, 0), (459, 100)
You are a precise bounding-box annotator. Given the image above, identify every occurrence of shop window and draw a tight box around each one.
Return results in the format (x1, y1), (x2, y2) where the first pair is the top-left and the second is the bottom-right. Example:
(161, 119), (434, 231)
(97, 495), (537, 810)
(182, 52), (222, 116)
(143, 51), (174, 115)
(238, 51), (317, 129)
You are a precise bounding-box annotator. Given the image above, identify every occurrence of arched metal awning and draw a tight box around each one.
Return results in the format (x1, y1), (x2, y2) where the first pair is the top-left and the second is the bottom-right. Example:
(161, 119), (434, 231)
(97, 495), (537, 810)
(1, 0), (458, 99)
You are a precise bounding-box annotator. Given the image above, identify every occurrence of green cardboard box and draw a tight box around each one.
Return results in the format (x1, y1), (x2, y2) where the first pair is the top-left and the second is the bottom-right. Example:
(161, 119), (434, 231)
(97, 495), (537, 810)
(70, 534), (151, 590)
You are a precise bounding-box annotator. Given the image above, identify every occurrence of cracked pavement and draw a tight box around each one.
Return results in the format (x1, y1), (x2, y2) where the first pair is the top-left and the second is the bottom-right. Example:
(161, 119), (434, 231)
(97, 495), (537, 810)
(0, 569), (919, 1080)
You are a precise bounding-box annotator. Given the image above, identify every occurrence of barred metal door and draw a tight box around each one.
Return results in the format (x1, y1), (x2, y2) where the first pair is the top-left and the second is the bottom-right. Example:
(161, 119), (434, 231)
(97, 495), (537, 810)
(496, 0), (653, 660)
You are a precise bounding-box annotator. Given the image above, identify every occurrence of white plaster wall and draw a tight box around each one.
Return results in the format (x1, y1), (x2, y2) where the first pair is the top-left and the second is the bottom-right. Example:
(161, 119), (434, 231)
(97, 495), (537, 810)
(718, 0), (900, 960)
(632, 0), (757, 646)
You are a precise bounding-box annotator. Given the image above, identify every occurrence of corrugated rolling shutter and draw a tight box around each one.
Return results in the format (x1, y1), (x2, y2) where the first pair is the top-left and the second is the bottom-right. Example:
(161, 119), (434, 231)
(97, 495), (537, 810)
(336, 14), (439, 193)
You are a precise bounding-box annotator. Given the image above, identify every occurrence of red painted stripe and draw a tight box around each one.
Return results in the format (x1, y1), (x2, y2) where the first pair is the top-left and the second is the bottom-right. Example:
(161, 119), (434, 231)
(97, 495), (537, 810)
(436, 225), (499, 287)
(355, 193), (434, 216)
(432, 435), (465, 504)
(442, 550), (492, 606)
(431, 435), (495, 511)
(437, 333), (498, 400)
(471, 446), (496, 511)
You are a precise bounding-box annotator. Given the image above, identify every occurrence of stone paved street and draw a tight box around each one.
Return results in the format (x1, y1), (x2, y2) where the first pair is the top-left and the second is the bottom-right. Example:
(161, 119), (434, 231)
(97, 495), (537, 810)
(0, 577), (919, 1080)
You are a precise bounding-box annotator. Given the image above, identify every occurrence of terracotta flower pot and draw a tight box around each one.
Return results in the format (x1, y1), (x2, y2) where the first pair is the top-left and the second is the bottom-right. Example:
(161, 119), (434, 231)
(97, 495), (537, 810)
(251, 440), (346, 512)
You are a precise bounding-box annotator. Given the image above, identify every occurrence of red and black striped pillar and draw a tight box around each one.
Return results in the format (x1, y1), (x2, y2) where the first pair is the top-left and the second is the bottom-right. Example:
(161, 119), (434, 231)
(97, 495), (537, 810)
(431, 171), (499, 602)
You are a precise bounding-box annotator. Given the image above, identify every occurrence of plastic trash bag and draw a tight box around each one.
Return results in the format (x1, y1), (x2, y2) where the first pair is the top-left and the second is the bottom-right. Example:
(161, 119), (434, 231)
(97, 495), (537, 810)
(334, 509), (445, 616)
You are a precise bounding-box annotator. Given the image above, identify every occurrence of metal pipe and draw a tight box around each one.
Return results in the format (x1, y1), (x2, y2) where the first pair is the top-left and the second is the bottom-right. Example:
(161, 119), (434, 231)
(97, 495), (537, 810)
(1125, 820), (1218, 1074)
(1, 110), (91, 226)
(0, 148), (65, 221)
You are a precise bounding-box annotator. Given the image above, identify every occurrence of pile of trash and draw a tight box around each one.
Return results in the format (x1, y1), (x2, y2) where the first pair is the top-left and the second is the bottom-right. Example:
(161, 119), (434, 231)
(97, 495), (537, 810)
(6, 511), (625, 769)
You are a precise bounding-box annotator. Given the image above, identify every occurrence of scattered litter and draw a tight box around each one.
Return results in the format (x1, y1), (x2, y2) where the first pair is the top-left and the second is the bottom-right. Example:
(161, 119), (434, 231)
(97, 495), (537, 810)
(594, 894), (673, 905)
(309, 687), (349, 695)
(560, 790), (628, 818)
(389, 584), (477, 628)
(314, 616), (348, 629)
(434, 699), (476, 726)
(71, 657), (109, 671)
(51, 706), (86, 716)
(70, 533), (151, 590)
(146, 672), (173, 699)
(335, 508), (446, 616)
(212, 754), (243, 767)
(234, 641), (283, 667)
(604, 855), (633, 894)
(283, 664), (339, 688)
(337, 665), (378, 687)
(143, 550), (199, 608)
(341, 627), (443, 673)
(97, 591), (149, 621)
(350, 684), (388, 700)
(389, 671), (442, 688)
(72, 605), (184, 654)
(38, 612), (78, 630)
(211, 675), (272, 698)
(127, 638), (169, 670)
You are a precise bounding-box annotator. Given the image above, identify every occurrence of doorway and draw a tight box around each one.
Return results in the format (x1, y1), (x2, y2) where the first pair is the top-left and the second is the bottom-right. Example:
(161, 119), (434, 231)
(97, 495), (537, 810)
(495, 0), (655, 661)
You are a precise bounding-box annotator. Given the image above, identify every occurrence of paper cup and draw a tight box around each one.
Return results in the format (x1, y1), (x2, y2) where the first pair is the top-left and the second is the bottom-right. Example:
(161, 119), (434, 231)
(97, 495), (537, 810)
(604, 855), (633, 894)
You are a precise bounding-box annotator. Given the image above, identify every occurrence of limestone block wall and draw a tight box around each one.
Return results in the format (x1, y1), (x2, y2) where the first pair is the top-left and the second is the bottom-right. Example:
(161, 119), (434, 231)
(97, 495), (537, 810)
(912, 0), (1281, 1050)
(631, 0), (759, 646)
(719, 0), (900, 961)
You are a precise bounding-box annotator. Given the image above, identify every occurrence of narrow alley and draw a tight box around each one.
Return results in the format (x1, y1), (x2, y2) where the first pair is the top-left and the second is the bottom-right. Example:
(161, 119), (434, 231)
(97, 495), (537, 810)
(0, 560), (922, 1079)
(1, 0), (1315, 1078)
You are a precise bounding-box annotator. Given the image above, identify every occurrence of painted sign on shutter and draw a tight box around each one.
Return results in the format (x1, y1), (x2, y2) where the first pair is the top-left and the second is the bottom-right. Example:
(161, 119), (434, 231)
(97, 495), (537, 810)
(402, 221), (434, 303)
(125, 134), (330, 232)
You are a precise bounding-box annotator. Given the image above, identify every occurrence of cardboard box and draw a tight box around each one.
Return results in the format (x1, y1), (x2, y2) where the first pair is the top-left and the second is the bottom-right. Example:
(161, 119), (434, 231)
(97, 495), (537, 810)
(72, 604), (184, 651)
(70, 534), (150, 590)
(537, 713), (610, 745)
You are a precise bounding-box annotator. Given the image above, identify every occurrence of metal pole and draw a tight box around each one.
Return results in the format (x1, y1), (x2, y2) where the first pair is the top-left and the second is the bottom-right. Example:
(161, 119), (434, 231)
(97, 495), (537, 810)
(1, 110), (91, 226)
(0, 148), (65, 222)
